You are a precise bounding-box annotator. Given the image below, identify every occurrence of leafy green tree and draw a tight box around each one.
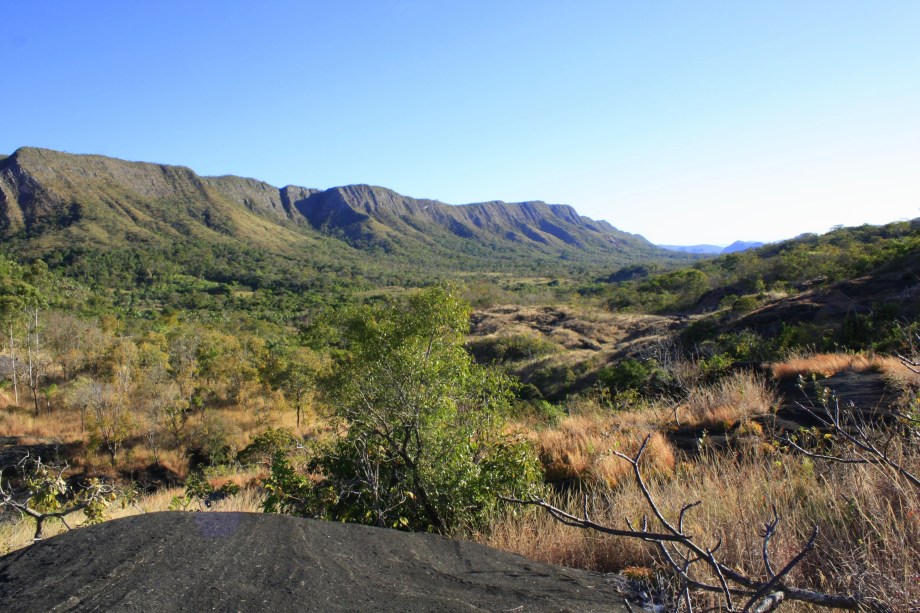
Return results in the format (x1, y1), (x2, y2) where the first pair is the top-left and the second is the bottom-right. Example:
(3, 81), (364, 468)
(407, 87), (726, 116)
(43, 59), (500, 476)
(263, 342), (324, 428)
(268, 286), (539, 532)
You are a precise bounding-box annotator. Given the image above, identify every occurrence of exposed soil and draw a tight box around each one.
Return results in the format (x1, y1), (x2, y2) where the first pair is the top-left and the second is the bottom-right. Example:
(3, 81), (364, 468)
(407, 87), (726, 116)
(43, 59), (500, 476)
(0, 512), (629, 613)
(765, 369), (902, 441)
(727, 261), (920, 338)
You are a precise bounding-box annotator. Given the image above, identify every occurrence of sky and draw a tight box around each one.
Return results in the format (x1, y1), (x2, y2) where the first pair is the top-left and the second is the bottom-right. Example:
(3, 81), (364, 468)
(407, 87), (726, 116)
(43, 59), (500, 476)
(2, 1), (919, 245)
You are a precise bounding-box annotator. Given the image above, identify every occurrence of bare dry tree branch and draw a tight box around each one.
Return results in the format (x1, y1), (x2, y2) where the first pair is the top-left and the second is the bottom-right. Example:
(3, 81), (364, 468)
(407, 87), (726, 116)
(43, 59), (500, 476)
(505, 434), (892, 612)
(0, 454), (116, 541)
(896, 352), (920, 375)
(749, 592), (784, 613)
(783, 396), (920, 489)
(742, 526), (817, 612)
(706, 545), (734, 610)
(678, 500), (702, 534)
(500, 494), (685, 543)
(760, 506), (779, 579)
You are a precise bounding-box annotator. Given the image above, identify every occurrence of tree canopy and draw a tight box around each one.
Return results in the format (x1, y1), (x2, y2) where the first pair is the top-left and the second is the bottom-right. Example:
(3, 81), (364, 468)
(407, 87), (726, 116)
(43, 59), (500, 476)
(265, 286), (539, 532)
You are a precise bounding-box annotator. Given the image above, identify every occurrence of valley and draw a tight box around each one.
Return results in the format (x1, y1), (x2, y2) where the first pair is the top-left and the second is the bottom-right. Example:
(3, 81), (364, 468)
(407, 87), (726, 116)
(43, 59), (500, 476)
(1, 149), (918, 612)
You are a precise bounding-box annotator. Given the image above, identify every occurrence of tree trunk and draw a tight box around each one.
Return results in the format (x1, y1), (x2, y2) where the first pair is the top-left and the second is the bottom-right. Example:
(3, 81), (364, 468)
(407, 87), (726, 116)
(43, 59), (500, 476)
(28, 344), (40, 417)
(9, 323), (18, 405)
(27, 308), (41, 416)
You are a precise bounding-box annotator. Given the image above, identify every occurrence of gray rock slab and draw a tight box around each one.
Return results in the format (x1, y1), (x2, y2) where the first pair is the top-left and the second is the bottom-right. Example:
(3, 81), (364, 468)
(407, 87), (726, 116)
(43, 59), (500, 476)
(0, 511), (628, 612)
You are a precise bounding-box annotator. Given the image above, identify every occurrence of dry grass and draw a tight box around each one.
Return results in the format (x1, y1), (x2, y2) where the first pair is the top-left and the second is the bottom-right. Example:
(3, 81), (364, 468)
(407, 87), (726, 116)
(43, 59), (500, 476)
(0, 386), (318, 555)
(680, 371), (776, 428)
(0, 404), (86, 440)
(470, 304), (676, 359)
(484, 354), (918, 609)
(478, 491), (654, 572)
(533, 412), (675, 486)
(770, 353), (904, 379)
(479, 446), (920, 610)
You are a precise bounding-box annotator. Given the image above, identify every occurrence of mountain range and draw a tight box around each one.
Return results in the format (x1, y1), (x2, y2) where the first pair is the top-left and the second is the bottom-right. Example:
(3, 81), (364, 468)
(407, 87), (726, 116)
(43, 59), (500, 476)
(659, 240), (766, 255)
(0, 147), (693, 289)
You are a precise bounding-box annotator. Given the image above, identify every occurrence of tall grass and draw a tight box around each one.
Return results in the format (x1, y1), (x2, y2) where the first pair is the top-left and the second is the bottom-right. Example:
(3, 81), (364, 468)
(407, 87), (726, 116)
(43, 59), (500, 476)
(534, 412), (675, 487)
(770, 353), (905, 379)
(681, 370), (776, 428)
(479, 445), (919, 610)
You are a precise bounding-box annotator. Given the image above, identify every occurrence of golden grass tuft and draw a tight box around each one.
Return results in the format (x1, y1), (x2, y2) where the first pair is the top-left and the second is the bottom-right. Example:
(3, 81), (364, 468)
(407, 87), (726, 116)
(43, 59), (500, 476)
(770, 353), (904, 379)
(681, 371), (775, 428)
(534, 412), (675, 487)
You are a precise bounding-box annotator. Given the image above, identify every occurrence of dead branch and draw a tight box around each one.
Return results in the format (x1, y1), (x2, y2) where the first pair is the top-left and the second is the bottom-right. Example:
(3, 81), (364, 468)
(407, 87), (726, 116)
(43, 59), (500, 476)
(782, 393), (920, 489)
(506, 434), (890, 612)
(0, 454), (116, 542)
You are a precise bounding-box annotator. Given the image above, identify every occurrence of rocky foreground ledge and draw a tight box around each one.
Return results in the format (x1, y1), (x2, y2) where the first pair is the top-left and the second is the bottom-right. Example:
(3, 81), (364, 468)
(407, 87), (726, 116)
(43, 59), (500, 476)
(0, 512), (627, 612)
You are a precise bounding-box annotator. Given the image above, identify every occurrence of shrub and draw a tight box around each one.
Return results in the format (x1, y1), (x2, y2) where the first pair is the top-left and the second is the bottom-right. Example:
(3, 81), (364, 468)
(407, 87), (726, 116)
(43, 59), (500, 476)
(267, 286), (541, 532)
(237, 428), (299, 466)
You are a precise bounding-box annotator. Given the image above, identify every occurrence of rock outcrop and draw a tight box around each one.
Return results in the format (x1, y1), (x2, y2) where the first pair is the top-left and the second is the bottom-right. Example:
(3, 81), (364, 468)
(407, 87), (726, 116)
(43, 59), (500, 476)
(0, 512), (627, 613)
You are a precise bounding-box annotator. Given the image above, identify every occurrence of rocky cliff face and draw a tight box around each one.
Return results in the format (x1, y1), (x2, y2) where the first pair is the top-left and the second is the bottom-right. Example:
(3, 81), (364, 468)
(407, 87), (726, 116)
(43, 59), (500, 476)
(0, 147), (676, 268)
(287, 183), (649, 252)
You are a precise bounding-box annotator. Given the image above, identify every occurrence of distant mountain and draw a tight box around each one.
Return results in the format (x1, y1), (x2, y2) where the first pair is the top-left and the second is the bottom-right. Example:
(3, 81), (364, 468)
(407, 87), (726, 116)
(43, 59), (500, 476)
(0, 147), (691, 289)
(288, 184), (661, 258)
(658, 244), (724, 254)
(722, 240), (765, 254)
(659, 241), (766, 255)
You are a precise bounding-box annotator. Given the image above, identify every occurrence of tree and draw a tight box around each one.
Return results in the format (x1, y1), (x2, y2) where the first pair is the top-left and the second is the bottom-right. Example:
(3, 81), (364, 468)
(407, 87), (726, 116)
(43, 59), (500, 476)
(0, 276), (41, 407)
(84, 338), (139, 464)
(263, 342), (324, 428)
(267, 286), (539, 532)
(23, 260), (52, 416)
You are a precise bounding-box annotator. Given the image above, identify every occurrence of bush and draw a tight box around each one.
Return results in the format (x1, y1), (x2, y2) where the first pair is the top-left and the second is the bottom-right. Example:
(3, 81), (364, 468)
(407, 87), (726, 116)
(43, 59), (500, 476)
(730, 295), (760, 313)
(468, 333), (558, 364)
(267, 286), (541, 532)
(238, 428), (299, 466)
(597, 358), (676, 399)
(598, 359), (654, 393)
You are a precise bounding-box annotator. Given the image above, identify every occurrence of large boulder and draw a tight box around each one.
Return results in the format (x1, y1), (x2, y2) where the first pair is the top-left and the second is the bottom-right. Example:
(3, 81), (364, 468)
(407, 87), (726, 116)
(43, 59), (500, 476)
(0, 512), (628, 612)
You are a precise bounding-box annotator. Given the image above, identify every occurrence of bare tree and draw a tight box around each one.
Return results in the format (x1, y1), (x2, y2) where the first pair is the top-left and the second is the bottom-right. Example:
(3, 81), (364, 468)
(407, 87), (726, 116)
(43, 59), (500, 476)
(24, 305), (47, 416)
(0, 297), (23, 406)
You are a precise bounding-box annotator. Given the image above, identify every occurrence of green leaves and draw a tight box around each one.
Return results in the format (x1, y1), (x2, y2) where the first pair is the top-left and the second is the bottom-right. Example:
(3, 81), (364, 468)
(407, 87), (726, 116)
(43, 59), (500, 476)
(267, 285), (540, 532)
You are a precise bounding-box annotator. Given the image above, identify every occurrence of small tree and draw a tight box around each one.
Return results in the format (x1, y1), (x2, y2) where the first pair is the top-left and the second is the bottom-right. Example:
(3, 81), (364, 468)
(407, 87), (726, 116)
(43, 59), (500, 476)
(268, 286), (539, 532)
(84, 339), (139, 465)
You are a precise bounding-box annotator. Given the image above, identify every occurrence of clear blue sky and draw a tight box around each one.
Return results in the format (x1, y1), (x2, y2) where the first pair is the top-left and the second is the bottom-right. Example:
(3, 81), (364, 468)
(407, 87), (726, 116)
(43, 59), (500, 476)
(3, 1), (919, 245)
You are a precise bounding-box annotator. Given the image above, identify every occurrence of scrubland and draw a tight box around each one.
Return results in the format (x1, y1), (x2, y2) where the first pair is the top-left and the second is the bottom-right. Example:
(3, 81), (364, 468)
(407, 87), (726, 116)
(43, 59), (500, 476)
(2, 289), (918, 611)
